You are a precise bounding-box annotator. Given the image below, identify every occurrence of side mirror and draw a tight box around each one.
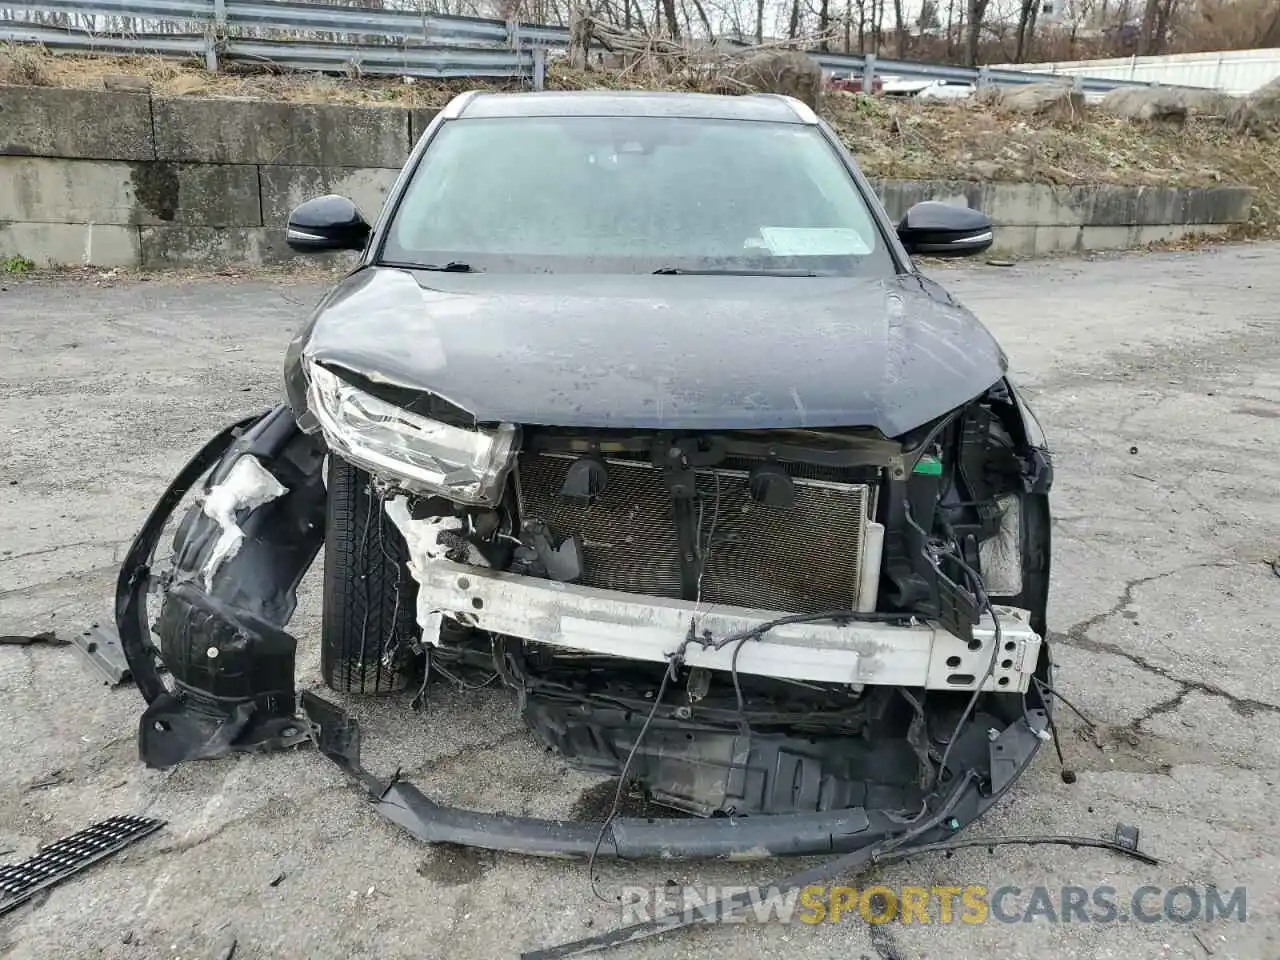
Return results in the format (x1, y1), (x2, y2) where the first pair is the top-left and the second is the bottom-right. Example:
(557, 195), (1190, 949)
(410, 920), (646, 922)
(285, 195), (371, 253)
(896, 201), (994, 258)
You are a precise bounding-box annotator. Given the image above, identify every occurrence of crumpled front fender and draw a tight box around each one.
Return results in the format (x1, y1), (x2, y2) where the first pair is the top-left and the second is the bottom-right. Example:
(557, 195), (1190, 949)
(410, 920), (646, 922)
(116, 403), (327, 769)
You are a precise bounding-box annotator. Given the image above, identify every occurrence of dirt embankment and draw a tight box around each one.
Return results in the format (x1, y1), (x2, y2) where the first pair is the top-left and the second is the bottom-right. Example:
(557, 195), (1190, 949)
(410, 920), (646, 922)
(2, 44), (1277, 235)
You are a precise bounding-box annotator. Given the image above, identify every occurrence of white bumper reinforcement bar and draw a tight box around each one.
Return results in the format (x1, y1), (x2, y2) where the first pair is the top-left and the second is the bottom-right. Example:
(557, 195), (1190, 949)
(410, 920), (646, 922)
(412, 560), (1042, 694)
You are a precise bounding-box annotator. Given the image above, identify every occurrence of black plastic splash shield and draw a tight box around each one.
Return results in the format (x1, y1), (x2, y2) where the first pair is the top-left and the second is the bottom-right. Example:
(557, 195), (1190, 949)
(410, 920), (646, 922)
(115, 405), (326, 769)
(301, 690), (1047, 862)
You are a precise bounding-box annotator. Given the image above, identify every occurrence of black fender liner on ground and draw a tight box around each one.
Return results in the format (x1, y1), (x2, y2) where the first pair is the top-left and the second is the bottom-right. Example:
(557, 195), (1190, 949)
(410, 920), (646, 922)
(116, 404), (327, 769)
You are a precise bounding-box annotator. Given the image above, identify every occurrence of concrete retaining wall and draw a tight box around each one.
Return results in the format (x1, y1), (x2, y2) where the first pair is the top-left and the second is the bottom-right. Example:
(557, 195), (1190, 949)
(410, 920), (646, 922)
(875, 180), (1254, 257)
(0, 85), (1255, 268)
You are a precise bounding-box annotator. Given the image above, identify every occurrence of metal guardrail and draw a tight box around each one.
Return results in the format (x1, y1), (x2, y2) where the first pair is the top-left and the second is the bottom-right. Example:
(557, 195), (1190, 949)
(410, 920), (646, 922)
(0, 22), (205, 57)
(1, 0), (544, 79)
(812, 50), (1196, 93)
(0, 0), (1187, 93)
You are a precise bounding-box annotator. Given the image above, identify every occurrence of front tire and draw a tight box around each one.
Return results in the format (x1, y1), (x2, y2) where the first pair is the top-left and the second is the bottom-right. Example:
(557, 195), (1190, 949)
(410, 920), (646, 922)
(321, 455), (418, 694)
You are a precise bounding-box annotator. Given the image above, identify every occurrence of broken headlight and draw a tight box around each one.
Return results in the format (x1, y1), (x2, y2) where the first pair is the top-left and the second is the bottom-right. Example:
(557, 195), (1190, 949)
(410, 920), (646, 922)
(306, 363), (518, 506)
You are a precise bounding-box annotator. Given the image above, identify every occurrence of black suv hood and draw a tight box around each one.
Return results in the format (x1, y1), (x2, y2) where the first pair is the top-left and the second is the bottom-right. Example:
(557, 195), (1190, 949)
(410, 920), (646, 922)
(293, 267), (1006, 437)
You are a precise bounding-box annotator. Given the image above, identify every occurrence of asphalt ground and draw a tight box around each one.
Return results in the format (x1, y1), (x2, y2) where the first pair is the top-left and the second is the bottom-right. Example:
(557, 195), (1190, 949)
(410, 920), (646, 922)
(1, 243), (1278, 960)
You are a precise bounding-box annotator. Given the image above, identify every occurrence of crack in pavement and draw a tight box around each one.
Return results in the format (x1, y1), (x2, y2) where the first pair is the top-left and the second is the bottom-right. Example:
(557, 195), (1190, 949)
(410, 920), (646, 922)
(0, 561), (119, 600)
(1052, 558), (1280, 726)
(0, 538), (125, 565)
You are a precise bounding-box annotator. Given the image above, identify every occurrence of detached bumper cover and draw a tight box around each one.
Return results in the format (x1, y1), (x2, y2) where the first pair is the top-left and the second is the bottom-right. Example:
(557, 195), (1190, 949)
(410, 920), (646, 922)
(301, 690), (1048, 860)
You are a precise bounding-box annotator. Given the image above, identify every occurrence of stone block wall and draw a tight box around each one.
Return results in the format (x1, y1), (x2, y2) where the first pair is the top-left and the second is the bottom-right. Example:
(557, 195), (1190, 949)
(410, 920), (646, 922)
(0, 86), (427, 268)
(0, 85), (1255, 268)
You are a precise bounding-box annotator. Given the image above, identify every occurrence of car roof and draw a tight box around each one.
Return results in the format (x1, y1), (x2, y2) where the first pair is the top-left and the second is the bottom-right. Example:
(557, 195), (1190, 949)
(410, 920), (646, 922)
(449, 90), (817, 124)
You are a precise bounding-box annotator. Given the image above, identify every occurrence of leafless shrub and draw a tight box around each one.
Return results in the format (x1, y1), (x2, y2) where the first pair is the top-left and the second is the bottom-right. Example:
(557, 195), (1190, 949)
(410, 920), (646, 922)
(0, 43), (51, 85)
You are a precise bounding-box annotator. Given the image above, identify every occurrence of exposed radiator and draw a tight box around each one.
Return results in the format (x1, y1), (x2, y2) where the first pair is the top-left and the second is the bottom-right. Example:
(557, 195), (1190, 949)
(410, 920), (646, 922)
(515, 454), (872, 615)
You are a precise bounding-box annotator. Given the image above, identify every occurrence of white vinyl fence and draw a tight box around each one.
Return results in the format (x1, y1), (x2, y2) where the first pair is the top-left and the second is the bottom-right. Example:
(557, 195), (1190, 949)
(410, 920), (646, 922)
(991, 47), (1280, 96)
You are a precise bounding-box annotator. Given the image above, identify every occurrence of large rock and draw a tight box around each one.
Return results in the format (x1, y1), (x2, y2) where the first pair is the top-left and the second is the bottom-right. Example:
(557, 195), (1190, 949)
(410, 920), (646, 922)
(1102, 87), (1188, 123)
(1230, 76), (1280, 138)
(1102, 86), (1235, 123)
(723, 50), (824, 111)
(1169, 86), (1237, 115)
(994, 83), (1085, 120)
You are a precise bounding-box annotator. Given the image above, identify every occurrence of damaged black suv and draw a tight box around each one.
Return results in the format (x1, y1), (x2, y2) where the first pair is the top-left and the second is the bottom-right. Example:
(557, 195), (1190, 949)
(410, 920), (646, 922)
(118, 91), (1054, 865)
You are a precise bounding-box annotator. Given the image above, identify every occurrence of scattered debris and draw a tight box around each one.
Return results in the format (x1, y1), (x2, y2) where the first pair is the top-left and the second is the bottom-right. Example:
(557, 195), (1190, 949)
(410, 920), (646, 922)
(1111, 822), (1142, 854)
(214, 936), (238, 960)
(26, 770), (69, 791)
(520, 818), (1157, 958)
(268, 872), (286, 887)
(0, 631), (67, 647)
(0, 815), (165, 918)
(71, 623), (133, 687)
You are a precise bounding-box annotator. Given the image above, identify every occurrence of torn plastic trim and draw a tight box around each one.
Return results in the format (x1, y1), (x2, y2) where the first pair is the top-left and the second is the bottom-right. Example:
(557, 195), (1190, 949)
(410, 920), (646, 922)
(402, 557), (1043, 694)
(116, 404), (328, 769)
(198, 455), (289, 590)
(301, 688), (1049, 861)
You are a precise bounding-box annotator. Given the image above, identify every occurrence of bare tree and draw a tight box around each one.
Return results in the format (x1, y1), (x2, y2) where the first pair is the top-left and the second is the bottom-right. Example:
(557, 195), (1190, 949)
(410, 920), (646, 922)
(1137, 0), (1180, 53)
(686, 0), (713, 35)
(1014, 0), (1037, 60)
(853, 0), (868, 50)
(965, 0), (988, 64)
(892, 0), (905, 56)
(660, 0), (679, 37)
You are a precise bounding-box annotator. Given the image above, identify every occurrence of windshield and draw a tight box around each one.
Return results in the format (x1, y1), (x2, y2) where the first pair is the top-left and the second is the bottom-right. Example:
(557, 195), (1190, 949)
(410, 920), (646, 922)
(380, 115), (896, 276)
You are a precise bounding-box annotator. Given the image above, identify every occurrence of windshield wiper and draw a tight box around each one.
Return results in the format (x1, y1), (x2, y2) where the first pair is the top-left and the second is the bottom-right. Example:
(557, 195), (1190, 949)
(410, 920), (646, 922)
(417, 261), (474, 273)
(652, 266), (819, 277)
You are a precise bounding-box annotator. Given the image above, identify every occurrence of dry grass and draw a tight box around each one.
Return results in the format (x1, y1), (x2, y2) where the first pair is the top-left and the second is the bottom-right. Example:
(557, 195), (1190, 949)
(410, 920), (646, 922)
(0, 45), (515, 107)
(822, 91), (1280, 234)
(1, 46), (1276, 234)
(0, 44), (52, 84)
